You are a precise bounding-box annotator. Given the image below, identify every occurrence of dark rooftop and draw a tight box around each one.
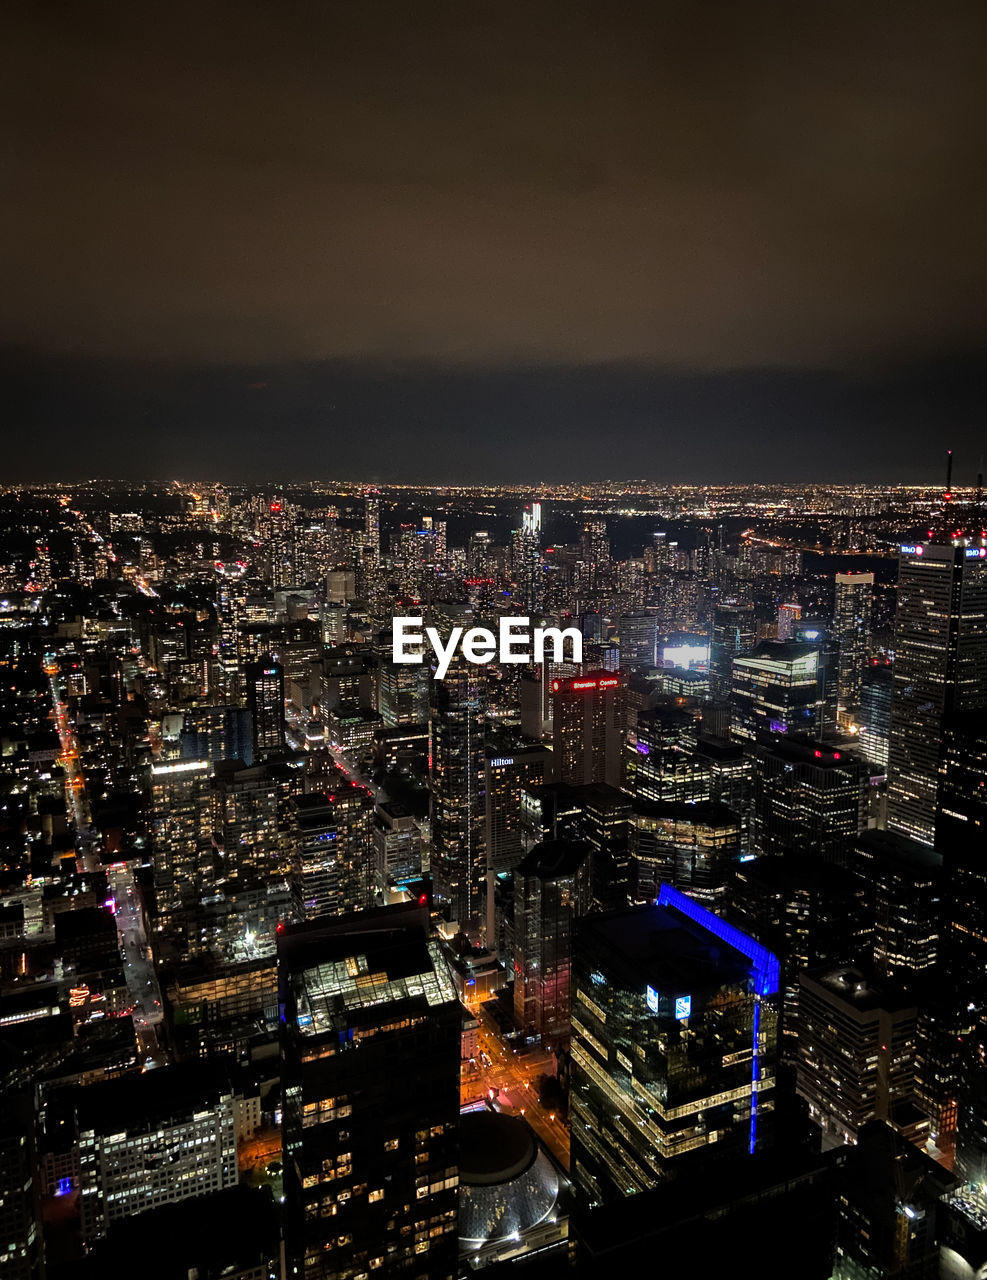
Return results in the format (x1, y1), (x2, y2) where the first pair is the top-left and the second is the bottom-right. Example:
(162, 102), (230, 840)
(578, 901), (753, 994)
(516, 839), (590, 881)
(73, 1057), (241, 1135)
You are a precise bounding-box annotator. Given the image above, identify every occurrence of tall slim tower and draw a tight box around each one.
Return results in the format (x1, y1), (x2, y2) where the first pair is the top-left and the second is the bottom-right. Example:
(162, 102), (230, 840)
(246, 655), (286, 759)
(364, 492), (381, 563)
(429, 654), (486, 926)
(834, 571), (874, 722)
(512, 502), (544, 613)
(887, 541), (987, 845)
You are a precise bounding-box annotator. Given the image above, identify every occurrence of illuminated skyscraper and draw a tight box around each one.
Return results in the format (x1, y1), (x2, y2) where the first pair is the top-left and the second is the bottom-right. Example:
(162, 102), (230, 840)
(570, 886), (780, 1205)
(777, 602), (802, 640)
(853, 830), (941, 981)
(749, 737), (867, 864)
(552, 670), (625, 787)
(628, 705), (706, 805)
(513, 839), (591, 1042)
(834, 571), (874, 721)
(617, 610), (658, 669)
(858, 662), (892, 769)
(429, 654), (486, 925)
(887, 541), (987, 846)
(290, 780), (374, 921)
(731, 640), (835, 742)
(378, 659), (429, 726)
(364, 492), (380, 562)
(262, 499), (295, 589)
(796, 966), (921, 1146)
(483, 738), (553, 875)
(511, 502), (544, 613)
(149, 758), (213, 927)
(708, 602), (755, 702)
(279, 904), (460, 1280)
(245, 654), (286, 759)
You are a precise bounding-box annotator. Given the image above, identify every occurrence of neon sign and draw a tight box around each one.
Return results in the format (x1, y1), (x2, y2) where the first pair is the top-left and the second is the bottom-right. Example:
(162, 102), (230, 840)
(675, 995), (692, 1020)
(569, 676), (619, 692)
(646, 985), (660, 1014)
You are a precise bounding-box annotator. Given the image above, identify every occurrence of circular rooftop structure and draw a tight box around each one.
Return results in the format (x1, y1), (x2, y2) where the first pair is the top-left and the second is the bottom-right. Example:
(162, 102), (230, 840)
(459, 1111), (559, 1252)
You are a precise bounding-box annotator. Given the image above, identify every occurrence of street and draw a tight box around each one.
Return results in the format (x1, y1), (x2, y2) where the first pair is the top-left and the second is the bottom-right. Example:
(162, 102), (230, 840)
(47, 654), (168, 1069)
(108, 865), (168, 1069)
(463, 1001), (570, 1168)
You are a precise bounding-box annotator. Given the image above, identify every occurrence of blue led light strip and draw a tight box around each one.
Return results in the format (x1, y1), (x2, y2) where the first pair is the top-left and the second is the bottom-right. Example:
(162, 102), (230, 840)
(750, 998), (761, 1155)
(655, 883), (775, 1155)
(656, 883), (780, 996)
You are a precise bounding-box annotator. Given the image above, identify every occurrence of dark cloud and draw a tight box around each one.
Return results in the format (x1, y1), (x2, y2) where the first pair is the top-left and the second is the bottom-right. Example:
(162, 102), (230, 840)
(2, 1), (986, 369)
(3, 349), (984, 484)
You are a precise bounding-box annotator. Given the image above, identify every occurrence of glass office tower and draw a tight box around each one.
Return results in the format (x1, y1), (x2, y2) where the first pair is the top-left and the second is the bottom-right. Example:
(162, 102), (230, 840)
(570, 885), (780, 1206)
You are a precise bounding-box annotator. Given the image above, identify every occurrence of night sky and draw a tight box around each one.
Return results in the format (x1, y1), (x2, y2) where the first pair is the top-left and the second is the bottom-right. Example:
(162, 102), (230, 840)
(3, 2), (986, 483)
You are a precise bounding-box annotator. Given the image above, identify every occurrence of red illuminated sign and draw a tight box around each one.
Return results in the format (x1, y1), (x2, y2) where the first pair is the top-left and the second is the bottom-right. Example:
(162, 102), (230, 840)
(562, 675), (620, 693)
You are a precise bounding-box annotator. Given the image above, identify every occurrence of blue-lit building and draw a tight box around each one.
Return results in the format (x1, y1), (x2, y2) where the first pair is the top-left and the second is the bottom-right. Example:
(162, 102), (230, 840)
(570, 886), (780, 1205)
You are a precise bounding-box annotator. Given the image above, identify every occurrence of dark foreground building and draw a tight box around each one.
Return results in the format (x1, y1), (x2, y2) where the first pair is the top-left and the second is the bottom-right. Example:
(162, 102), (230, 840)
(570, 885), (781, 1204)
(279, 902), (461, 1280)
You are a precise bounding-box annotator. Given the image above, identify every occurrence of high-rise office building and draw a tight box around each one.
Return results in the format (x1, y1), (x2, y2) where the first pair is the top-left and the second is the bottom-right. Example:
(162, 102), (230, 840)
(179, 704), (254, 766)
(372, 801), (423, 890)
(211, 758), (297, 891)
(364, 492), (380, 563)
(245, 654), (286, 759)
(834, 571), (874, 721)
(76, 1061), (243, 1243)
(290, 781), (374, 921)
(708, 603), (756, 702)
(378, 659), (429, 726)
(732, 640), (836, 742)
(749, 737), (867, 864)
(853, 830), (942, 982)
(796, 966), (923, 1146)
(570, 886), (780, 1205)
(148, 752), (212, 926)
(858, 662), (892, 770)
(887, 540), (987, 845)
(552, 670), (625, 788)
(260, 498), (297, 590)
(149, 758), (213, 926)
(512, 839), (591, 1043)
(511, 503), (543, 613)
(777, 602), (802, 640)
(628, 705), (706, 804)
(938, 712), (987, 1022)
(429, 653), (486, 925)
(279, 904), (460, 1280)
(629, 800), (741, 908)
(618, 610), (658, 670)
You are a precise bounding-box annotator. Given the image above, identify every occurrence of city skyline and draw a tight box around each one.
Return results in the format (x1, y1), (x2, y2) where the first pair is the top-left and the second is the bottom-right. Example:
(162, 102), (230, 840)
(4, 4), (987, 1277)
